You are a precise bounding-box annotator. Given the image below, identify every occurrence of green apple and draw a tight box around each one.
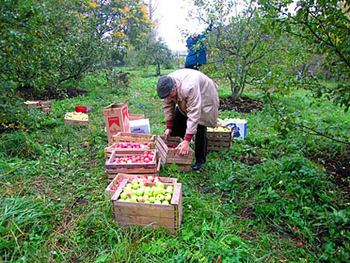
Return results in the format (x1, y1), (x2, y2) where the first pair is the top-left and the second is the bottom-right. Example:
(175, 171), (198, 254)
(136, 188), (144, 196)
(144, 201), (150, 204)
(124, 186), (132, 192)
(137, 196), (145, 202)
(154, 200), (162, 204)
(120, 193), (127, 200)
(131, 195), (138, 202)
(165, 193), (172, 201)
(155, 182), (164, 188)
(144, 187), (152, 196)
(131, 183), (139, 190)
(143, 195), (149, 202)
(149, 197), (156, 203)
(156, 194), (164, 201)
(162, 200), (169, 205)
(166, 186), (173, 194)
(154, 187), (164, 195)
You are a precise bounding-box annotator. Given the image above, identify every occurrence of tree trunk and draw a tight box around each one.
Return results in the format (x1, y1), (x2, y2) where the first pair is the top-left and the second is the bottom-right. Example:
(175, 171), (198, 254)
(156, 62), (161, 76)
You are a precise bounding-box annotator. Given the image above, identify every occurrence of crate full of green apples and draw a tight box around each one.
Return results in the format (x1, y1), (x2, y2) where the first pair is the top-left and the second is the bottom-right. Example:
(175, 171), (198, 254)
(207, 126), (233, 151)
(110, 175), (182, 234)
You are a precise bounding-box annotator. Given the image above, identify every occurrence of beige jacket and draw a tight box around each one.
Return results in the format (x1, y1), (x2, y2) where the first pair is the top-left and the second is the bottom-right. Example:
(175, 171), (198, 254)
(163, 69), (219, 135)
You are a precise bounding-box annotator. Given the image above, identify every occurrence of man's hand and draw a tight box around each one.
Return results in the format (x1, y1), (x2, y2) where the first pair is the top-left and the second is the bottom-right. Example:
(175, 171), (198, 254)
(164, 129), (172, 140)
(176, 140), (190, 156)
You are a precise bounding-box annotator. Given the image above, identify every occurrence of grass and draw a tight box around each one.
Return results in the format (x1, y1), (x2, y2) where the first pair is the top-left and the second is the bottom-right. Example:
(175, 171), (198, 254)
(1, 67), (350, 262)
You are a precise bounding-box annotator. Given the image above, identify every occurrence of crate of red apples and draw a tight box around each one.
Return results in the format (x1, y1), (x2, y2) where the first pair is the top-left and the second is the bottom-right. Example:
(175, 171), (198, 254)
(110, 175), (182, 234)
(104, 142), (153, 159)
(155, 136), (194, 171)
(105, 149), (160, 181)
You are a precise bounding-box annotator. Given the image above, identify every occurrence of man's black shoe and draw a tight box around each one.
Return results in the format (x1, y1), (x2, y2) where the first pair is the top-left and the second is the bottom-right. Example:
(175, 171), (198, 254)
(192, 162), (205, 171)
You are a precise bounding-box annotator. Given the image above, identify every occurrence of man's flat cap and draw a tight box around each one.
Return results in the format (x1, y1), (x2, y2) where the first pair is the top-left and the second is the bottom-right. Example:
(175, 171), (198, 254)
(157, 75), (174, 99)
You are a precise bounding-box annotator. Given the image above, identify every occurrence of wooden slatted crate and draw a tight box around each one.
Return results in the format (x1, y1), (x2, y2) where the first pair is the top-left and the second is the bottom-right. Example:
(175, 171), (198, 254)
(64, 112), (89, 126)
(111, 179), (183, 234)
(129, 113), (145, 121)
(105, 149), (160, 182)
(207, 127), (233, 151)
(105, 173), (178, 197)
(155, 136), (194, 171)
(111, 132), (156, 147)
(24, 100), (52, 112)
(104, 142), (154, 160)
(105, 160), (161, 182)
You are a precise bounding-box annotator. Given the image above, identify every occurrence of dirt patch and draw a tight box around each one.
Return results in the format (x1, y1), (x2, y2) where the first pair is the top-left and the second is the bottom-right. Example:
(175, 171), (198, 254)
(32, 177), (49, 192)
(324, 156), (350, 195)
(197, 184), (216, 194)
(63, 86), (88, 99)
(219, 97), (264, 113)
(237, 205), (256, 220)
(18, 86), (87, 101)
(240, 155), (264, 166)
(309, 145), (350, 198)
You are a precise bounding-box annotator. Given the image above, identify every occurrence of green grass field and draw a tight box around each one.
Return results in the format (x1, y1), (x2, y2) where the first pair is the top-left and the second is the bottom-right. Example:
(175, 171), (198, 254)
(1, 69), (349, 262)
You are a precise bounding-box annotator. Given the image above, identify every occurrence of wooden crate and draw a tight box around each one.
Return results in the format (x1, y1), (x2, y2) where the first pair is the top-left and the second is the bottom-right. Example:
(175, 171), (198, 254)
(111, 132), (156, 146)
(105, 149), (160, 181)
(64, 119), (89, 125)
(106, 159), (161, 182)
(111, 179), (183, 234)
(64, 116), (89, 126)
(104, 142), (154, 160)
(24, 100), (52, 112)
(155, 136), (194, 171)
(207, 127), (233, 151)
(105, 173), (178, 197)
(129, 113), (145, 121)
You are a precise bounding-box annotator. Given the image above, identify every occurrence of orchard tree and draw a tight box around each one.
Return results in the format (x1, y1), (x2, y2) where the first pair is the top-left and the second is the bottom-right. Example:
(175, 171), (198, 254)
(128, 38), (174, 75)
(0, 0), (81, 93)
(0, 0), (153, 95)
(260, 0), (350, 111)
(0, 0), (153, 130)
(56, 0), (153, 83)
(191, 0), (281, 101)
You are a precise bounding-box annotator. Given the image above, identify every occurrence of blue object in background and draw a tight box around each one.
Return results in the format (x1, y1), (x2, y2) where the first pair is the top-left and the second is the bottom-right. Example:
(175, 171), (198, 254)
(185, 24), (213, 70)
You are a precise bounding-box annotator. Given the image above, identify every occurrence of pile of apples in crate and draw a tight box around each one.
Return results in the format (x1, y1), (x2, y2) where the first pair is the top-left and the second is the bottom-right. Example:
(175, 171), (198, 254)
(111, 142), (148, 149)
(110, 150), (155, 164)
(118, 176), (173, 205)
(65, 112), (88, 121)
(207, 126), (231, 132)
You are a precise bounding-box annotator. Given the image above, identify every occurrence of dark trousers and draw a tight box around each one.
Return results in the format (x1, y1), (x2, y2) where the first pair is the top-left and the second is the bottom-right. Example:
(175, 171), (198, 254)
(170, 107), (207, 164)
(185, 64), (201, 70)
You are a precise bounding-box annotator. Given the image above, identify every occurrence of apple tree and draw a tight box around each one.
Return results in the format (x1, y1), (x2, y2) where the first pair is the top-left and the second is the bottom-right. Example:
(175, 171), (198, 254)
(127, 37), (174, 76)
(0, 0), (153, 131)
(0, 0), (153, 94)
(189, 0), (286, 101)
(259, 0), (350, 112)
